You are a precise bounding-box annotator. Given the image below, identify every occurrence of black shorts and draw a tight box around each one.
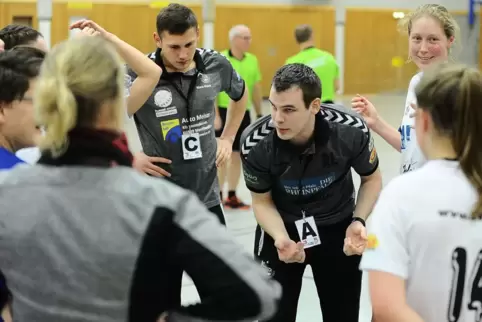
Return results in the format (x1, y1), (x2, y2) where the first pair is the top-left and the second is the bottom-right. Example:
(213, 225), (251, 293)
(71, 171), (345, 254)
(253, 216), (362, 322)
(215, 107), (251, 152)
(167, 204), (226, 309)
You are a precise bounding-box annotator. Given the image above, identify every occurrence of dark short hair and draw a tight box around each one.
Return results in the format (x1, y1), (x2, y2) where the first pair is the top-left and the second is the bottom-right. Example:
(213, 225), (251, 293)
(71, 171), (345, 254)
(294, 24), (312, 44)
(156, 3), (198, 35)
(272, 63), (321, 108)
(0, 46), (46, 104)
(0, 24), (43, 50)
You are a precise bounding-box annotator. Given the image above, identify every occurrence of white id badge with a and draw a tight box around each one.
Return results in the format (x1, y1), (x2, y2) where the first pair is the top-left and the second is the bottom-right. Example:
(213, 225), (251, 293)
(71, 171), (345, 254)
(181, 132), (202, 160)
(295, 216), (321, 249)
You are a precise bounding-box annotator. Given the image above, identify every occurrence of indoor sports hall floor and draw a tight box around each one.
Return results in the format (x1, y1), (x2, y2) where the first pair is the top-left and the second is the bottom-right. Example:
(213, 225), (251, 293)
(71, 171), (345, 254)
(124, 93), (406, 321)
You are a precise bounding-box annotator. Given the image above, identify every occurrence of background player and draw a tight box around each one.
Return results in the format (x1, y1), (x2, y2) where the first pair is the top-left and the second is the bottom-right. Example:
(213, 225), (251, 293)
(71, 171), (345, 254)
(360, 62), (482, 321)
(352, 4), (459, 174)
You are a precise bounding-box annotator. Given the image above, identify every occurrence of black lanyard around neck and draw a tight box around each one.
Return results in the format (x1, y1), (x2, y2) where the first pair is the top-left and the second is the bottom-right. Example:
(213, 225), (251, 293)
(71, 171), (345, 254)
(165, 72), (198, 131)
(156, 50), (199, 131)
(297, 153), (313, 219)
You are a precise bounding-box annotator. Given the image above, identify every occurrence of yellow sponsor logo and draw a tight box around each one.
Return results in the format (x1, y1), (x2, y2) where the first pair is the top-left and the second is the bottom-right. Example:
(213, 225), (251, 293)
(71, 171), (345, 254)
(160, 119), (180, 140)
(367, 233), (379, 249)
(369, 147), (377, 164)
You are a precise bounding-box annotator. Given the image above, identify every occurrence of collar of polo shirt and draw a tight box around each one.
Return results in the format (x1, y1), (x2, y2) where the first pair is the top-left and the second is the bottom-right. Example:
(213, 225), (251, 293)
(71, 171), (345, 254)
(273, 112), (331, 155)
(154, 48), (206, 78)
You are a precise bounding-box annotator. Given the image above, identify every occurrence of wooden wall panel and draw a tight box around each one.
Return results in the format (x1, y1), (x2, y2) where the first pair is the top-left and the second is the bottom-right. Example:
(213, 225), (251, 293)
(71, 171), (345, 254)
(1, 1), (201, 55)
(344, 8), (419, 95)
(0, 2), (334, 97)
(215, 5), (335, 96)
(51, 4), (92, 45)
(7, 2), (462, 96)
(0, 2), (37, 29)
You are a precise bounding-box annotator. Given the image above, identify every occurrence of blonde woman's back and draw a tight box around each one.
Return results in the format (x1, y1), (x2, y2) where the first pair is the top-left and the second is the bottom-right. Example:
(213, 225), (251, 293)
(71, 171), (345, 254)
(0, 165), (182, 321)
(0, 164), (280, 321)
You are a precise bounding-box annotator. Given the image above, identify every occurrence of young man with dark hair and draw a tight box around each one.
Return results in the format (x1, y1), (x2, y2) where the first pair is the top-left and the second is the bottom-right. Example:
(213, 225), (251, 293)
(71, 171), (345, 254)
(0, 46), (46, 322)
(241, 63), (383, 321)
(0, 25), (48, 165)
(286, 24), (339, 104)
(0, 47), (45, 169)
(130, 3), (248, 221)
(128, 2), (249, 309)
(0, 24), (47, 52)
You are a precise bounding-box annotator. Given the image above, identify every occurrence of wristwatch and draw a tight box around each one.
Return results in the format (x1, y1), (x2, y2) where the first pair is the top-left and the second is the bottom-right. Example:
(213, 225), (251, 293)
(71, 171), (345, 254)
(352, 217), (366, 227)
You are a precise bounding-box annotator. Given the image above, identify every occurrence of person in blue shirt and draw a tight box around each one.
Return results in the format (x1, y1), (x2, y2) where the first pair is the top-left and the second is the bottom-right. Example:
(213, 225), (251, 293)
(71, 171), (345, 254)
(0, 24), (48, 164)
(0, 45), (45, 322)
(0, 47), (45, 171)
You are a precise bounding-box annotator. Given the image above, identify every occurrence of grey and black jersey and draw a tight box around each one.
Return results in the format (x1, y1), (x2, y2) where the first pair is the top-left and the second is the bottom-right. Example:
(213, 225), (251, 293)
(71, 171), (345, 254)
(240, 103), (379, 225)
(0, 165), (280, 322)
(127, 48), (245, 208)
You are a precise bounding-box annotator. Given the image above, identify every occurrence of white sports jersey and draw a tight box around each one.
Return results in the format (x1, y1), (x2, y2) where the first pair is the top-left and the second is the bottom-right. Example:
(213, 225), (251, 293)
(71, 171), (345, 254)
(15, 147), (40, 164)
(399, 72), (425, 173)
(360, 159), (482, 322)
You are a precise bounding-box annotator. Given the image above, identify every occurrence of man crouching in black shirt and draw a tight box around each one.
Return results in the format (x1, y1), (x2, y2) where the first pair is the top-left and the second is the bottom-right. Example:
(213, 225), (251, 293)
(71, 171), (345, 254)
(240, 63), (383, 322)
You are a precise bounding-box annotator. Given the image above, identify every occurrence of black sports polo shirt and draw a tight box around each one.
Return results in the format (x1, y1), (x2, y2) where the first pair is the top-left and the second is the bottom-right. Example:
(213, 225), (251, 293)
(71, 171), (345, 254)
(127, 48), (245, 208)
(240, 103), (379, 226)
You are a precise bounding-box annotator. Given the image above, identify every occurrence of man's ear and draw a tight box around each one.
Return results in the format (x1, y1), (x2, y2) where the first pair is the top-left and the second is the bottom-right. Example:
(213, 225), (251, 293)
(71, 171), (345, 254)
(310, 98), (321, 115)
(0, 102), (8, 125)
(153, 32), (162, 47)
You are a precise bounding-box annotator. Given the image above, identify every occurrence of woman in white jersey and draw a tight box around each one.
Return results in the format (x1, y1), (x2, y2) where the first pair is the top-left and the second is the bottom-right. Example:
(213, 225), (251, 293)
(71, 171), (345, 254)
(359, 62), (482, 321)
(351, 4), (459, 174)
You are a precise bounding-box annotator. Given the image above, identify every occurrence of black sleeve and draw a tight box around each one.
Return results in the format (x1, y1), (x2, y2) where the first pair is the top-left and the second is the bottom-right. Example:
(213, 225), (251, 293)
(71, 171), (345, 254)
(240, 142), (272, 194)
(351, 129), (379, 176)
(125, 64), (138, 80)
(168, 193), (280, 321)
(124, 64), (138, 98)
(0, 270), (11, 311)
(217, 52), (246, 102)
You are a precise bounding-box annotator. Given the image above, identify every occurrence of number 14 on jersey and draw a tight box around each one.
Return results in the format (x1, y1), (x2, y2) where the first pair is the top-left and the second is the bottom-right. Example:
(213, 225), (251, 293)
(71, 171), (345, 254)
(448, 248), (482, 322)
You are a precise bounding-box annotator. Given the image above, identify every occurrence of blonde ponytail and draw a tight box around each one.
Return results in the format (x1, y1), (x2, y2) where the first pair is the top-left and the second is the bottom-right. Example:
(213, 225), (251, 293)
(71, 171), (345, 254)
(34, 36), (125, 158)
(36, 76), (78, 157)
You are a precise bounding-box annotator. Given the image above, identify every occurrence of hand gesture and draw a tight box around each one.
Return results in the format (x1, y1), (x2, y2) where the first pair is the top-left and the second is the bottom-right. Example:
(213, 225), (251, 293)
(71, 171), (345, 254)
(69, 19), (109, 38)
(274, 237), (306, 263)
(351, 94), (379, 129)
(216, 138), (232, 168)
(133, 152), (172, 177)
(343, 220), (368, 256)
(157, 312), (168, 322)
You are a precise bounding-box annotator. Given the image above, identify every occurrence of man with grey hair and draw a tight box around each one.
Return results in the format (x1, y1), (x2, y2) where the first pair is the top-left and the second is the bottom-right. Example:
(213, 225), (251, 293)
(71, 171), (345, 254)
(286, 24), (339, 104)
(215, 24), (263, 209)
